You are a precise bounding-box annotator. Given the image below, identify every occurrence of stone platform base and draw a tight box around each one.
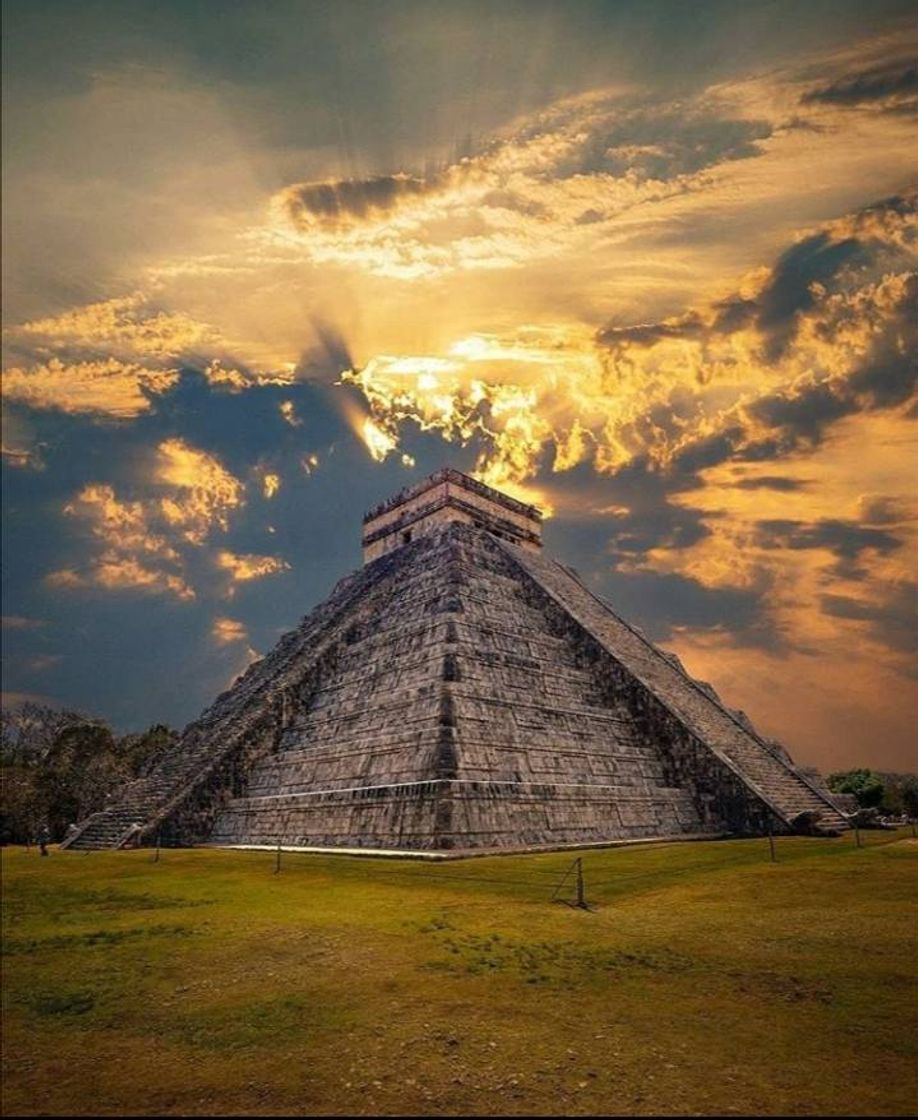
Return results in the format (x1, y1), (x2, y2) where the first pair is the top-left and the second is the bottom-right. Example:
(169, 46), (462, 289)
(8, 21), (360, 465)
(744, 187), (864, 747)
(205, 830), (728, 860)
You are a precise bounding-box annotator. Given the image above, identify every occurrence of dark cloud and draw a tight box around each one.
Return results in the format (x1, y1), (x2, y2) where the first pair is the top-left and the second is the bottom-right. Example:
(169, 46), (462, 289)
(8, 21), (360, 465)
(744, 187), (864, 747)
(602, 568), (767, 642)
(536, 461), (789, 654)
(748, 382), (858, 443)
(666, 367), (902, 482)
(597, 229), (868, 362)
(670, 428), (746, 475)
(600, 462), (713, 558)
(570, 109), (773, 180)
(849, 348), (917, 408)
(734, 476), (809, 491)
(537, 456), (713, 563)
(279, 174), (437, 231)
(754, 518), (902, 559)
(857, 494), (913, 524)
(801, 58), (918, 112)
(821, 583), (918, 653)
(597, 191), (915, 364)
(847, 278), (918, 406)
(710, 297), (756, 333)
(596, 312), (705, 349)
(756, 232), (867, 360)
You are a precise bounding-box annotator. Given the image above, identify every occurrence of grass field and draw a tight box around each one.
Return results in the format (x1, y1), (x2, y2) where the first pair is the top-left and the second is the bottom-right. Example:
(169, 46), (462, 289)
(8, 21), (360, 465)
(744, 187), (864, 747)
(2, 831), (917, 1116)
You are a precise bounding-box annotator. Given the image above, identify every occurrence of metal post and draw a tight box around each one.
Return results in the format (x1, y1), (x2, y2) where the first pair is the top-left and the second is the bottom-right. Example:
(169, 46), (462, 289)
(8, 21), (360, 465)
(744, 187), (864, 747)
(152, 831), (161, 863)
(767, 824), (776, 863)
(576, 858), (586, 909)
(855, 822), (862, 848)
(551, 859), (575, 902)
(274, 839), (282, 874)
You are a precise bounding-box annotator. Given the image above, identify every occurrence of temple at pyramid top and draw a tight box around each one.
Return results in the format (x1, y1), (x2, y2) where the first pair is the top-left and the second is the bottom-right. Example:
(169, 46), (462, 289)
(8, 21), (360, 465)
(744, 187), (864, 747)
(362, 467), (543, 562)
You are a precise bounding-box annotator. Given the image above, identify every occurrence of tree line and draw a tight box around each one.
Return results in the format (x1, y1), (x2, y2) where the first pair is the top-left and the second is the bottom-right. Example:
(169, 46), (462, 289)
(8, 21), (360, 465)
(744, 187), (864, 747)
(827, 768), (918, 818)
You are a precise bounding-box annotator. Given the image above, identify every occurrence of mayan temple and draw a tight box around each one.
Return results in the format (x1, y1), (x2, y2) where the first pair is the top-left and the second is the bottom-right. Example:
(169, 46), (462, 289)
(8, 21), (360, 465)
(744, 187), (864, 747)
(62, 468), (848, 854)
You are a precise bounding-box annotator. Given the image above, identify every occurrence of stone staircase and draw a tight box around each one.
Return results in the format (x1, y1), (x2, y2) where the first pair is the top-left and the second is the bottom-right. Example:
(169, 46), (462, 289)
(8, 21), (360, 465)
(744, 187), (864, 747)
(61, 553), (409, 850)
(499, 542), (849, 834)
(63, 775), (186, 849)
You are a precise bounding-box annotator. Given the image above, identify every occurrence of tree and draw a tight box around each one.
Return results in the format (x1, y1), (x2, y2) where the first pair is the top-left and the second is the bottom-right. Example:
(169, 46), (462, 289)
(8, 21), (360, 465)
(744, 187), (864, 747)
(117, 724), (178, 776)
(37, 722), (122, 839)
(1, 704), (91, 842)
(899, 778), (918, 821)
(0, 765), (40, 845)
(0, 702), (85, 767)
(827, 768), (885, 809)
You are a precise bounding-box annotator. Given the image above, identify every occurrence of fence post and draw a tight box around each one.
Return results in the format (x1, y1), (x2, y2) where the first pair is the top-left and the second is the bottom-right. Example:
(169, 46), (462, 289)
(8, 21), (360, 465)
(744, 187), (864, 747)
(274, 839), (282, 874)
(575, 858), (587, 909)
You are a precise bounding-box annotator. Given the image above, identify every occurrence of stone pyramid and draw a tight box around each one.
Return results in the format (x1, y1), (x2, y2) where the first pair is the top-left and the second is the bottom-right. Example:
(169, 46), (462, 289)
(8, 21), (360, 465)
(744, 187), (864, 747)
(63, 469), (848, 853)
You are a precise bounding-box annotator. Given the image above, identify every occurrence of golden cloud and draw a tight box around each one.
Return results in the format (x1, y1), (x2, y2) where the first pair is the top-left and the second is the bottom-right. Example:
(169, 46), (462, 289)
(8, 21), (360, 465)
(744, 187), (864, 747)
(2, 358), (179, 418)
(14, 292), (221, 358)
(52, 483), (193, 600)
(203, 360), (295, 393)
(156, 438), (244, 544)
(335, 191), (914, 500)
(638, 411), (916, 666)
(48, 443), (285, 601)
(261, 89), (716, 282)
(216, 550), (290, 584)
(279, 400), (301, 426)
(3, 293), (291, 417)
(250, 40), (916, 296)
(212, 616), (248, 645)
(100, 32), (914, 388)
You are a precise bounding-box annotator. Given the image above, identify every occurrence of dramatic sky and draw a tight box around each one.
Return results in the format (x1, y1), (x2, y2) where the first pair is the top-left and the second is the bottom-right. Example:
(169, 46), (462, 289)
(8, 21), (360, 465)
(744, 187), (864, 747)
(2, 0), (916, 774)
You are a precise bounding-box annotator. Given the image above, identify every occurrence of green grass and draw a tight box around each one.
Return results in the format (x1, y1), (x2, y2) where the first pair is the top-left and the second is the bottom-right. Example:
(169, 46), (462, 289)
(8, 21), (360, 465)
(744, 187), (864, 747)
(2, 831), (917, 1116)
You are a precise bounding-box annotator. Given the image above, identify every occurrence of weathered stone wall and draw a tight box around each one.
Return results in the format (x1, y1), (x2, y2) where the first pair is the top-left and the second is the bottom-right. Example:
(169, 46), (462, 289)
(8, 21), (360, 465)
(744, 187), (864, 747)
(496, 539), (846, 834)
(208, 779), (700, 851)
